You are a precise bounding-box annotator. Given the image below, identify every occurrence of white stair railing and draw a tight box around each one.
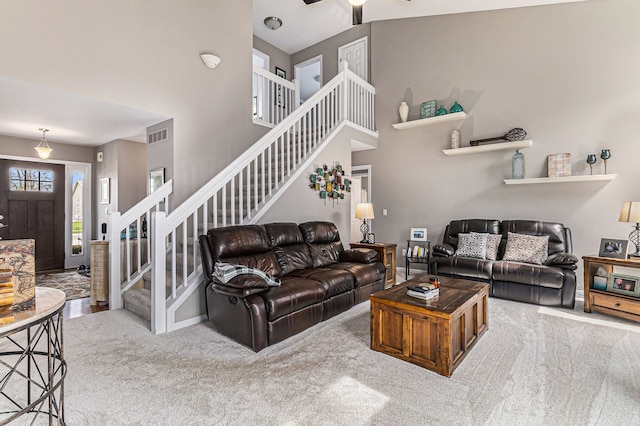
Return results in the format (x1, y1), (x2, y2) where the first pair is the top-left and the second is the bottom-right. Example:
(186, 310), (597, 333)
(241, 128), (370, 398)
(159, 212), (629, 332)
(109, 62), (375, 334)
(253, 66), (298, 128)
(107, 180), (172, 309)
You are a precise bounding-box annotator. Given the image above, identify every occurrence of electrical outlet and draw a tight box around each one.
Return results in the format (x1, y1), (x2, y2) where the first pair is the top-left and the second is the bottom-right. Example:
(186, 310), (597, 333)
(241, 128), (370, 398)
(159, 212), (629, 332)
(402, 248), (407, 256)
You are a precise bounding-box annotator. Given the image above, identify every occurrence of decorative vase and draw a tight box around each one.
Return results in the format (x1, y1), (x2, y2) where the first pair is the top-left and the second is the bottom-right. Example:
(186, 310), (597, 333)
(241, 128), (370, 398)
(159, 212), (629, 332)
(512, 149), (525, 179)
(399, 102), (409, 123)
(600, 149), (611, 174)
(451, 130), (460, 149)
(449, 101), (463, 113)
(436, 105), (447, 116)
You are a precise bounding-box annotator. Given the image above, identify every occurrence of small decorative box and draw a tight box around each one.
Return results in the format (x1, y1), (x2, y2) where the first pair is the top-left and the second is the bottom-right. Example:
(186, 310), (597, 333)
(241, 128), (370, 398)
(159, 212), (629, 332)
(547, 153), (571, 177)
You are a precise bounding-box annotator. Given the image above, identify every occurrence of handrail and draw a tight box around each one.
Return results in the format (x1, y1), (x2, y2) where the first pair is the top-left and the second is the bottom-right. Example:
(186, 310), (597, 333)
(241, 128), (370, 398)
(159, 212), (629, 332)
(110, 63), (376, 334)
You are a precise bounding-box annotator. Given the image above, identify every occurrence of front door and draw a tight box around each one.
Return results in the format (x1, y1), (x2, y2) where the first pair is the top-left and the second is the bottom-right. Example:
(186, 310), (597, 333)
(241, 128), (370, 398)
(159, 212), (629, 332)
(0, 159), (65, 271)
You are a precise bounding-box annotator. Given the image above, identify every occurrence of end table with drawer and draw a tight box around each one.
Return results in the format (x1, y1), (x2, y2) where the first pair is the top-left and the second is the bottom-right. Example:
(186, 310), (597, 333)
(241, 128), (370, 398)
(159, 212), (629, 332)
(350, 242), (397, 287)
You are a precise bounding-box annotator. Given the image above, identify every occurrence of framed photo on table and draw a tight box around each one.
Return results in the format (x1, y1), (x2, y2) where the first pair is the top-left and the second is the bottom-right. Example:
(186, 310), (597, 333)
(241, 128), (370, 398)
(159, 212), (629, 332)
(607, 273), (640, 297)
(410, 228), (427, 241)
(598, 238), (628, 259)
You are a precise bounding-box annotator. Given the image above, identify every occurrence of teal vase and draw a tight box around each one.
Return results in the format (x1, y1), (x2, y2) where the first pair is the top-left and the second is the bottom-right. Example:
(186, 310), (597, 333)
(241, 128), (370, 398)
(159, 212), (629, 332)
(436, 105), (447, 116)
(450, 101), (463, 113)
(512, 149), (525, 179)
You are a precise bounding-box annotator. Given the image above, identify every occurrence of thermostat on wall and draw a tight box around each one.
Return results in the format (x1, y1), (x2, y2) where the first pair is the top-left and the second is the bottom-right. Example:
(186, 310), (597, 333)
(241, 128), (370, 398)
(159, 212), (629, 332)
(97, 152), (103, 162)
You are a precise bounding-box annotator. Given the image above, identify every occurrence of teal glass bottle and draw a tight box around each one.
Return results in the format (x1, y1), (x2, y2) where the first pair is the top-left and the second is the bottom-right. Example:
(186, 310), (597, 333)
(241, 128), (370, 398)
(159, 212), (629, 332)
(449, 101), (463, 113)
(436, 105), (447, 116)
(512, 149), (525, 179)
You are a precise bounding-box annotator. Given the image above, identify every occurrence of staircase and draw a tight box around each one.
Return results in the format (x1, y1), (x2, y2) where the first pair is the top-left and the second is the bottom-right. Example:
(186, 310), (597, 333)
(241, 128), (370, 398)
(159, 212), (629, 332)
(108, 62), (377, 333)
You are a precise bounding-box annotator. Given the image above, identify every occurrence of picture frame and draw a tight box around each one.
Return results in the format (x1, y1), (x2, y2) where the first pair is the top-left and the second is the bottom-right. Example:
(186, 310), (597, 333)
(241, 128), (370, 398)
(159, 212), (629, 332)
(100, 178), (110, 204)
(275, 67), (286, 108)
(607, 273), (640, 297)
(149, 168), (165, 194)
(410, 227), (427, 241)
(419, 100), (437, 119)
(598, 238), (629, 259)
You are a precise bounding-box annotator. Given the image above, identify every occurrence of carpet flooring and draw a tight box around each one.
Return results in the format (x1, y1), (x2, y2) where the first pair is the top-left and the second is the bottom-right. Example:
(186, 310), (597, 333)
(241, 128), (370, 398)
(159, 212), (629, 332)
(36, 270), (90, 300)
(59, 296), (640, 425)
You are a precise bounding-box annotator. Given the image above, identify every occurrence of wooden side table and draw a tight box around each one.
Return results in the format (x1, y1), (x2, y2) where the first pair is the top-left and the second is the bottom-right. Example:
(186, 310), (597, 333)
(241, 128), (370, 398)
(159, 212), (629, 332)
(350, 242), (397, 287)
(90, 241), (109, 306)
(583, 255), (640, 322)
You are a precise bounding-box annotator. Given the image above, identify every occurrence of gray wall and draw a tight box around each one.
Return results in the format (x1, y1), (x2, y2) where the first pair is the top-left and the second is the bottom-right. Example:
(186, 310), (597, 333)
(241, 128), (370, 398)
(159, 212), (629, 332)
(258, 128), (354, 242)
(0, 134), (94, 164)
(0, 0), (263, 206)
(291, 24), (371, 83)
(94, 139), (147, 238)
(351, 0), (640, 277)
(253, 36), (292, 77)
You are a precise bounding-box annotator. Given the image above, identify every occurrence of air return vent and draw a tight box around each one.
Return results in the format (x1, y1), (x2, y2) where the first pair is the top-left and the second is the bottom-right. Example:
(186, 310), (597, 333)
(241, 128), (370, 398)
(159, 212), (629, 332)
(148, 127), (168, 145)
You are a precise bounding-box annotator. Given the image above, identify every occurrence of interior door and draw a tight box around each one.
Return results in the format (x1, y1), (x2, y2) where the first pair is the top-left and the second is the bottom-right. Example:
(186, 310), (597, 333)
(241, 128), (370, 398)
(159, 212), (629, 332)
(0, 159), (65, 271)
(338, 36), (368, 80)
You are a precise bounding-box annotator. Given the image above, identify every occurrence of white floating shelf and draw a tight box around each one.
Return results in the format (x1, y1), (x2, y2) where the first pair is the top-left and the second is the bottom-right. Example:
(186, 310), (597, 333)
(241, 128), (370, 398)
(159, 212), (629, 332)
(443, 139), (533, 156)
(504, 174), (618, 185)
(392, 111), (467, 130)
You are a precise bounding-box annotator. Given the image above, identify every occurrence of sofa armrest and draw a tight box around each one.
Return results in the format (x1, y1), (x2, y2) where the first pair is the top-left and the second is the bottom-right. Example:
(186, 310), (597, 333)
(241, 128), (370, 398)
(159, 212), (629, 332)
(340, 248), (377, 264)
(432, 243), (455, 257)
(544, 253), (579, 270)
(209, 275), (270, 297)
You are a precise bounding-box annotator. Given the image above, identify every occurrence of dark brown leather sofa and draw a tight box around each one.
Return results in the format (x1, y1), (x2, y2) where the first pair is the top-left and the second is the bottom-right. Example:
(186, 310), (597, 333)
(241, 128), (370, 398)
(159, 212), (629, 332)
(199, 221), (385, 352)
(431, 219), (578, 308)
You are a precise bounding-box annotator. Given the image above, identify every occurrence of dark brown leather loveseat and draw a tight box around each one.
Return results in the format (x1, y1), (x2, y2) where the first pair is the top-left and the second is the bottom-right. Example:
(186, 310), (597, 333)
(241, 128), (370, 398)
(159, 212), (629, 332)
(199, 221), (385, 352)
(431, 219), (578, 308)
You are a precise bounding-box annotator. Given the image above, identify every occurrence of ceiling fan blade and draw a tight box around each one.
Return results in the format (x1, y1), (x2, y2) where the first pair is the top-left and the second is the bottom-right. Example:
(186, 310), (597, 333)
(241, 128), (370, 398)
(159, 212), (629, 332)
(352, 4), (363, 25)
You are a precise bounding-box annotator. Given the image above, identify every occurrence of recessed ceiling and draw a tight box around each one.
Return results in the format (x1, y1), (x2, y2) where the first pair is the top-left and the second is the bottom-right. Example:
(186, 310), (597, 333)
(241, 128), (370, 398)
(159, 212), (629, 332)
(0, 76), (169, 147)
(253, 0), (590, 54)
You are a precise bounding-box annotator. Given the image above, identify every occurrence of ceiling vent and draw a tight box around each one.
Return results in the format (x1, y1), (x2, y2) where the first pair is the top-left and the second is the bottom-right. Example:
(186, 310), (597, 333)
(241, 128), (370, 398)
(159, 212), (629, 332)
(148, 127), (168, 145)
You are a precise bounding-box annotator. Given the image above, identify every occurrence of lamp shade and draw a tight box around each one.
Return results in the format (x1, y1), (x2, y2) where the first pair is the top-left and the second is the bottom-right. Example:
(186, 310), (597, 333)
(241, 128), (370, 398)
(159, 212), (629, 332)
(619, 201), (640, 223)
(355, 203), (374, 220)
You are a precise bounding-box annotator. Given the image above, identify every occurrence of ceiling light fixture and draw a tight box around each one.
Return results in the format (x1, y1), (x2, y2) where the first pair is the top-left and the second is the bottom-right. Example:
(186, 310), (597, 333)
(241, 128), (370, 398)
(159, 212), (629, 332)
(348, 0), (366, 5)
(264, 16), (283, 30)
(35, 128), (52, 159)
(200, 53), (221, 69)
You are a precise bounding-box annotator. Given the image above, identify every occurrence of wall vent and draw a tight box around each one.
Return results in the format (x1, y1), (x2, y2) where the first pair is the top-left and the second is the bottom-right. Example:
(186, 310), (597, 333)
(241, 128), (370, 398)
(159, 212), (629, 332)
(148, 127), (169, 145)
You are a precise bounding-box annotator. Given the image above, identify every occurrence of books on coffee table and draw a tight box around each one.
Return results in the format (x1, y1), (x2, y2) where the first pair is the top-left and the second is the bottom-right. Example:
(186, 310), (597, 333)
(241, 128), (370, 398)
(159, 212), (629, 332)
(407, 285), (439, 300)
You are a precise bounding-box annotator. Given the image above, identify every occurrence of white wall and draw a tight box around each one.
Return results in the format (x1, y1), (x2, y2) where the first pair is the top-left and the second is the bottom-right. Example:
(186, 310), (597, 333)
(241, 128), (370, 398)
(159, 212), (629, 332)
(351, 0), (640, 279)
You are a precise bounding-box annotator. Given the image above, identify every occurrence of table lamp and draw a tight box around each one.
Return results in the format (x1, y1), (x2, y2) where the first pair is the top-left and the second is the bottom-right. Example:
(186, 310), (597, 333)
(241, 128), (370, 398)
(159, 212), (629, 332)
(619, 201), (640, 257)
(355, 203), (374, 243)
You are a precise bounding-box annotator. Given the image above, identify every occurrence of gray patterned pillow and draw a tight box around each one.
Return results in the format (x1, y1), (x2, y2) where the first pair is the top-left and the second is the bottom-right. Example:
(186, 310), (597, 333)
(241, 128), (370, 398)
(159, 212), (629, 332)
(502, 232), (549, 265)
(472, 232), (502, 260)
(455, 233), (488, 259)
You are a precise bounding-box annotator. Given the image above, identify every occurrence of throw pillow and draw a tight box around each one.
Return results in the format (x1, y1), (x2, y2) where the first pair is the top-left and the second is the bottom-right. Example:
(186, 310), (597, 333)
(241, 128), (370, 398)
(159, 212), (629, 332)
(472, 232), (502, 261)
(502, 232), (549, 265)
(454, 233), (488, 259)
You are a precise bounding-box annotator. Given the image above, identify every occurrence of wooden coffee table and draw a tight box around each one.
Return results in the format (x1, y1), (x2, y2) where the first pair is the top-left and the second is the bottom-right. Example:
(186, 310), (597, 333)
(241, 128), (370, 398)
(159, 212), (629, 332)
(369, 274), (489, 377)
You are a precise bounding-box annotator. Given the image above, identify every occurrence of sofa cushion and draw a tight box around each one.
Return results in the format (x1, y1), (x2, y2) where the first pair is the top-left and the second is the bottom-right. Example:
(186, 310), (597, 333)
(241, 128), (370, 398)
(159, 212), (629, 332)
(207, 225), (282, 277)
(434, 256), (493, 280)
(455, 233), (488, 259)
(502, 232), (549, 265)
(264, 223), (313, 275)
(299, 221), (344, 267)
(492, 261), (565, 289)
(288, 268), (354, 298)
(326, 262), (385, 288)
(260, 276), (326, 321)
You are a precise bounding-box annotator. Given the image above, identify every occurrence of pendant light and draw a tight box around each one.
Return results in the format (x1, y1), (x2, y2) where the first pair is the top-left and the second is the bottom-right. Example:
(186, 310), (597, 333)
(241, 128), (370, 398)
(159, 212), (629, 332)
(35, 128), (52, 159)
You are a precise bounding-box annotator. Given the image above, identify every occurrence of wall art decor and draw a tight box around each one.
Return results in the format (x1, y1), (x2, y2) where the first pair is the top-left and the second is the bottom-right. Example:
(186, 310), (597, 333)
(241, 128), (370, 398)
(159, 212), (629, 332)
(420, 100), (436, 119)
(308, 162), (350, 206)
